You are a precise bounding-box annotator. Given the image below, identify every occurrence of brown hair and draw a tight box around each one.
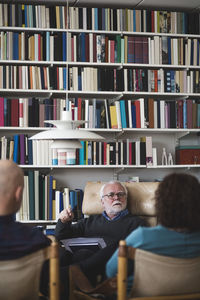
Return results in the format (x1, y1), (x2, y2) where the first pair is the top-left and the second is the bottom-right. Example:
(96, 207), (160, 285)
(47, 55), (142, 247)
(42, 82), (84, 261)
(155, 173), (200, 232)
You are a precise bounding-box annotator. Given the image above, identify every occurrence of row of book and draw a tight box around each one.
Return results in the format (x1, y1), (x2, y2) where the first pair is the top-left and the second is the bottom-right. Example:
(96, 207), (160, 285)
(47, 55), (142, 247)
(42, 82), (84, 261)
(68, 67), (200, 93)
(0, 98), (66, 128)
(77, 138), (154, 166)
(0, 65), (67, 90)
(1, 97), (200, 130)
(0, 31), (67, 62)
(1, 65), (200, 93)
(81, 98), (200, 130)
(0, 134), (155, 166)
(1, 4), (200, 34)
(82, 98), (200, 130)
(149, 36), (200, 66)
(16, 171), (84, 221)
(1, 31), (200, 67)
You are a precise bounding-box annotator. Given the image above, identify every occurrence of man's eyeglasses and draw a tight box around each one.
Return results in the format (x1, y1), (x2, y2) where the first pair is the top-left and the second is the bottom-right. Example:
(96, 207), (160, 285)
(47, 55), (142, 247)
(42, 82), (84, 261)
(102, 192), (126, 200)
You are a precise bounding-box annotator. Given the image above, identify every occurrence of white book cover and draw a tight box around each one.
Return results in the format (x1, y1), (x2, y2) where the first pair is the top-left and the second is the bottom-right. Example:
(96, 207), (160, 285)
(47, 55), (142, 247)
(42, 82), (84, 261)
(139, 98), (145, 128)
(115, 141), (119, 165)
(148, 37), (152, 64)
(126, 139), (129, 165)
(36, 140), (41, 165)
(99, 142), (102, 165)
(93, 141), (96, 165)
(84, 99), (89, 128)
(23, 98), (28, 127)
(13, 66), (17, 90)
(135, 140), (140, 166)
(32, 140), (37, 165)
(173, 38), (178, 65)
(0, 4), (3, 26)
(59, 66), (64, 90)
(193, 39), (197, 66)
(63, 187), (70, 209)
(73, 35), (77, 62)
(45, 7), (50, 28)
(154, 36), (160, 65)
(121, 141), (123, 165)
(151, 38), (155, 65)
(0, 32), (4, 59)
(93, 99), (96, 128)
(83, 7), (87, 30)
(67, 32), (71, 62)
(115, 101), (122, 129)
(88, 104), (93, 128)
(160, 100), (165, 128)
(75, 7), (79, 29)
(55, 191), (61, 220)
(146, 136), (153, 166)
(123, 69), (128, 91)
(128, 100), (132, 128)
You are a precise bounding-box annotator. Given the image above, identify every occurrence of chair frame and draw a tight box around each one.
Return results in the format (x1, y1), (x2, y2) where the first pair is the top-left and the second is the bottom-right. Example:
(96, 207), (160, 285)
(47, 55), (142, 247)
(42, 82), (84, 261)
(117, 240), (200, 300)
(0, 239), (59, 300)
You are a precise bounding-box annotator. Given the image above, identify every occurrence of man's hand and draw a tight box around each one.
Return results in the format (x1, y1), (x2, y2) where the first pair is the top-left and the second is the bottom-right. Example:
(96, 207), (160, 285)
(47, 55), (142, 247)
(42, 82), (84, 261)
(59, 208), (74, 223)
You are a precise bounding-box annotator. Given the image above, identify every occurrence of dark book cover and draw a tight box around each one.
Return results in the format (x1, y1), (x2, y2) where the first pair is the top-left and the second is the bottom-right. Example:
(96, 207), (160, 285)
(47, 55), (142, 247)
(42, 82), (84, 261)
(79, 8), (83, 29)
(169, 101), (177, 128)
(28, 139), (33, 165)
(123, 141), (127, 165)
(28, 170), (35, 220)
(109, 142), (116, 165)
(98, 7), (102, 30)
(49, 7), (56, 28)
(19, 134), (25, 165)
(87, 7), (92, 30)
(39, 174), (44, 220)
(54, 32), (63, 61)
(140, 141), (146, 165)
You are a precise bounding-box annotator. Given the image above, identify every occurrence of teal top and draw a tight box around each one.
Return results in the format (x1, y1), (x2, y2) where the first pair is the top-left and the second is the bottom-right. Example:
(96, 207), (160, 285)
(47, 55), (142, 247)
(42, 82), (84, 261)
(106, 225), (200, 280)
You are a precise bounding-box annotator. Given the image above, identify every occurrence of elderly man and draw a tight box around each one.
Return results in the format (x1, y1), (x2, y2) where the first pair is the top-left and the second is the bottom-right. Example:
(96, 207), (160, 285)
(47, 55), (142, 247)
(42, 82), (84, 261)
(55, 180), (146, 286)
(55, 180), (145, 247)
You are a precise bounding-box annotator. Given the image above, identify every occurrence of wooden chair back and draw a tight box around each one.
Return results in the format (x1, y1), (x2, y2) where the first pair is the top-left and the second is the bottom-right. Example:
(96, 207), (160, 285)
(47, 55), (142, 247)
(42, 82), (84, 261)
(118, 240), (200, 300)
(0, 240), (59, 300)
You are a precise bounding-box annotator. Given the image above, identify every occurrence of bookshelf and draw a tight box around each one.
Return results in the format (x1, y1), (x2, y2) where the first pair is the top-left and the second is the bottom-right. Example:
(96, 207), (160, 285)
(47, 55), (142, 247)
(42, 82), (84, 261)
(0, 2), (200, 223)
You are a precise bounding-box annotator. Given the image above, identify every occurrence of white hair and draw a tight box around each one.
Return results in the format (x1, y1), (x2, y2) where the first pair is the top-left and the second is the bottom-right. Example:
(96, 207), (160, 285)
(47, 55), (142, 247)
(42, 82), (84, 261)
(99, 181), (128, 199)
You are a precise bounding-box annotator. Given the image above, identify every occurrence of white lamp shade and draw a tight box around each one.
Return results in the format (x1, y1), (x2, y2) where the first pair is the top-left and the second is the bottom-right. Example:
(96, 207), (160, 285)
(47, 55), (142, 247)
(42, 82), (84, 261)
(30, 128), (104, 141)
(50, 140), (82, 149)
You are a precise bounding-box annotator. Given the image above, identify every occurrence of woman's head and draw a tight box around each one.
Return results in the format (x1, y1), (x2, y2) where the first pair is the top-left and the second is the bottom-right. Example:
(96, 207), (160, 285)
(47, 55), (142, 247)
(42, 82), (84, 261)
(155, 173), (200, 232)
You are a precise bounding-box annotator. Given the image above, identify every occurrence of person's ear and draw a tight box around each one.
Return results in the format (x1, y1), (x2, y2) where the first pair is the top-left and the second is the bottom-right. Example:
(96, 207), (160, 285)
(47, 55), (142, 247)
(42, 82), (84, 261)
(15, 186), (23, 203)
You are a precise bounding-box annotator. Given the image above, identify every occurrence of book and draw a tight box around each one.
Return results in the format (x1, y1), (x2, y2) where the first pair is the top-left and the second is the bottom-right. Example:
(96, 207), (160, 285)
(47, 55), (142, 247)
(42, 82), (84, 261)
(61, 237), (106, 253)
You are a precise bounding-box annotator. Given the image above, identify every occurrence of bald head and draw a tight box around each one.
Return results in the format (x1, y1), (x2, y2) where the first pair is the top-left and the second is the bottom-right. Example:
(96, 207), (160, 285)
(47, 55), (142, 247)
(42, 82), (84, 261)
(0, 160), (24, 215)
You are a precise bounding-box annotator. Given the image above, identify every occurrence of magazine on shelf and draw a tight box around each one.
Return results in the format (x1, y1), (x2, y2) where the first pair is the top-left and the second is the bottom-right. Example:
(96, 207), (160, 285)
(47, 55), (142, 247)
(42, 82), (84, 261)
(61, 237), (106, 253)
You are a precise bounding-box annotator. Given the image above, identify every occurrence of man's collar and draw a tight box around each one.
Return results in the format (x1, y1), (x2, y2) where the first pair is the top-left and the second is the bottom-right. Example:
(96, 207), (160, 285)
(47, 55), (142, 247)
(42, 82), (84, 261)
(102, 209), (129, 221)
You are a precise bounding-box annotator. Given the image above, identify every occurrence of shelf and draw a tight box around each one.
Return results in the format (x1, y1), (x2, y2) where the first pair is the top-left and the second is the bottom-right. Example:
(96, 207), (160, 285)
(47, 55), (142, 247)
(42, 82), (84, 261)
(19, 164), (200, 169)
(0, 60), (68, 66)
(20, 220), (56, 224)
(123, 92), (200, 98)
(67, 91), (123, 99)
(0, 89), (67, 98)
(0, 127), (49, 133)
(1, 26), (200, 39)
